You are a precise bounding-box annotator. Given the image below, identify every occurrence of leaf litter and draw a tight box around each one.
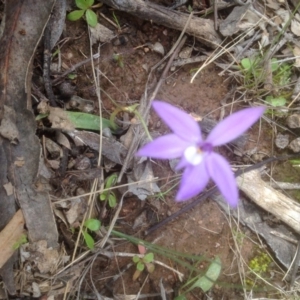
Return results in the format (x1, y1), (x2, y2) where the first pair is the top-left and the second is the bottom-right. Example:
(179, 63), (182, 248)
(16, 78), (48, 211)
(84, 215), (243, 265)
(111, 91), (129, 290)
(1, 0), (300, 298)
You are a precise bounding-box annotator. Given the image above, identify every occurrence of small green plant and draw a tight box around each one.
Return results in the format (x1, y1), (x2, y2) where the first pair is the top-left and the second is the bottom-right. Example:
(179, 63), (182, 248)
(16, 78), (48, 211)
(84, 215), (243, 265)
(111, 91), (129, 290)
(99, 173), (118, 208)
(240, 56), (292, 101)
(13, 234), (28, 250)
(113, 53), (124, 68)
(83, 218), (101, 249)
(132, 244), (155, 281)
(248, 251), (271, 275)
(112, 11), (121, 31)
(175, 257), (222, 299)
(112, 230), (220, 297)
(265, 95), (286, 107)
(67, 0), (101, 27)
(245, 250), (272, 288)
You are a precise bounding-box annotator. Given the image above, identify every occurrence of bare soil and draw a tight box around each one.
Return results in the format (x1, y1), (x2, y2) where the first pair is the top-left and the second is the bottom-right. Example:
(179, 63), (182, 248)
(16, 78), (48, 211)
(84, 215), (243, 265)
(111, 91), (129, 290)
(35, 7), (282, 300)
(1, 2), (288, 300)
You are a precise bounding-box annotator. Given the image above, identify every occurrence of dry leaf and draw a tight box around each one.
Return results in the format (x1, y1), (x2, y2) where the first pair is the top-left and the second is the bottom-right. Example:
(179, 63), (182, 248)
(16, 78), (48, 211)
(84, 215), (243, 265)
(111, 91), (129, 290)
(293, 46), (300, 67)
(45, 137), (62, 158)
(65, 198), (86, 225)
(3, 182), (14, 196)
(46, 159), (60, 170)
(48, 107), (75, 131)
(127, 161), (160, 200)
(266, 0), (280, 9)
(56, 131), (71, 149)
(27, 240), (60, 273)
(276, 9), (290, 28)
(0, 105), (19, 143)
(291, 13), (300, 36)
(89, 23), (115, 45)
(69, 130), (128, 165)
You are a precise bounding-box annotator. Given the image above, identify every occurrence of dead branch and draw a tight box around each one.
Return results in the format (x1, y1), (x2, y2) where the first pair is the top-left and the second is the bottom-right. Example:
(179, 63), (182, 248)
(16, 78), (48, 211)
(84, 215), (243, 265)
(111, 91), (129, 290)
(237, 170), (300, 234)
(100, 0), (221, 47)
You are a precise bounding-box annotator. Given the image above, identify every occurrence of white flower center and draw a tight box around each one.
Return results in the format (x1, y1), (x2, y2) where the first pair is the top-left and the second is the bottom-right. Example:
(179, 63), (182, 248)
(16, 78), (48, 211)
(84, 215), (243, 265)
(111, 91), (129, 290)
(184, 146), (203, 166)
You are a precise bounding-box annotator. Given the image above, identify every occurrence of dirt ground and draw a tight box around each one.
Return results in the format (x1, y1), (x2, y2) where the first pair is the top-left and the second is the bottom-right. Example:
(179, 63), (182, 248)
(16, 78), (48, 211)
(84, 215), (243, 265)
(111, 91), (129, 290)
(39, 10), (282, 299)
(1, 2), (297, 299)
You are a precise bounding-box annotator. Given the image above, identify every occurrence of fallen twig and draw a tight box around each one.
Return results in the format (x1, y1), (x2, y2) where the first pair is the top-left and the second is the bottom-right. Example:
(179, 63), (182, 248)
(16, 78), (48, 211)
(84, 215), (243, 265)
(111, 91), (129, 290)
(100, 0), (221, 47)
(145, 154), (300, 236)
(43, 22), (57, 107)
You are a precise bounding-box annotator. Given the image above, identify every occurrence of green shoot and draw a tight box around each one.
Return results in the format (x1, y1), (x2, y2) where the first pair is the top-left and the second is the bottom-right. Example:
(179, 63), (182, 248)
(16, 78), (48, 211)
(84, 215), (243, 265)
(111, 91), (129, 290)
(132, 244), (155, 281)
(178, 257), (222, 296)
(68, 73), (77, 80)
(83, 218), (101, 249)
(112, 11), (121, 31)
(113, 53), (124, 68)
(240, 56), (292, 104)
(67, 0), (100, 27)
(100, 173), (118, 208)
(112, 230), (222, 295)
(12, 234), (28, 250)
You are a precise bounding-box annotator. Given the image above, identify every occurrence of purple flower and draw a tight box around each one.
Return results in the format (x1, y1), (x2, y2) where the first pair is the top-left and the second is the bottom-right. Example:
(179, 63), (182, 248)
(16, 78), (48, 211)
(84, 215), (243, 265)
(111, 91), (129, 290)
(137, 101), (265, 207)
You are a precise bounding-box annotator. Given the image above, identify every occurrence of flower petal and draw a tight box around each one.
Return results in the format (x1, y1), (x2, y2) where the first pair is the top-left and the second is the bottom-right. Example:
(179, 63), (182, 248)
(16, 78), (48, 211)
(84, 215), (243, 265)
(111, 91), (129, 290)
(205, 152), (238, 207)
(175, 156), (190, 170)
(206, 107), (265, 146)
(136, 134), (190, 159)
(176, 162), (210, 201)
(152, 101), (202, 143)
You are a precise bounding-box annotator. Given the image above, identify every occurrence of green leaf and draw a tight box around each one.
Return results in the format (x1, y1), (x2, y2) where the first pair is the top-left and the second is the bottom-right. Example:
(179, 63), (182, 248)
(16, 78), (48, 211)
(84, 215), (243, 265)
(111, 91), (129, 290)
(99, 192), (107, 201)
(12, 234), (28, 250)
(271, 58), (279, 72)
(133, 255), (140, 263)
(290, 159), (300, 165)
(86, 0), (94, 7)
(188, 257), (222, 293)
(83, 232), (95, 249)
(67, 10), (85, 21)
(137, 262), (145, 271)
(143, 253), (154, 263)
(75, 0), (91, 10)
(124, 103), (139, 114)
(105, 173), (118, 189)
(68, 73), (77, 80)
(108, 193), (117, 208)
(86, 9), (97, 27)
(241, 58), (253, 71)
(65, 111), (116, 131)
(84, 219), (101, 231)
(265, 95), (286, 107)
(36, 113), (49, 121)
(174, 296), (187, 300)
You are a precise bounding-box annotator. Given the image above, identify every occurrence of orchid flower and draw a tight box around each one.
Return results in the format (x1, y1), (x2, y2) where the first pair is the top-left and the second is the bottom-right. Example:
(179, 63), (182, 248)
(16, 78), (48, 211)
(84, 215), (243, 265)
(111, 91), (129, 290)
(137, 101), (265, 207)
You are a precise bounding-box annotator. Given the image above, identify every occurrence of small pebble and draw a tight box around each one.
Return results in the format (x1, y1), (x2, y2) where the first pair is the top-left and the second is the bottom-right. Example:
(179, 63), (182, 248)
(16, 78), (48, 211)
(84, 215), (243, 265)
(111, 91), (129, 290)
(288, 137), (300, 153)
(45, 138), (62, 159)
(102, 127), (113, 138)
(275, 133), (289, 149)
(286, 114), (300, 128)
(179, 46), (193, 59)
(58, 81), (75, 99)
(74, 157), (91, 170)
(152, 42), (165, 55)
